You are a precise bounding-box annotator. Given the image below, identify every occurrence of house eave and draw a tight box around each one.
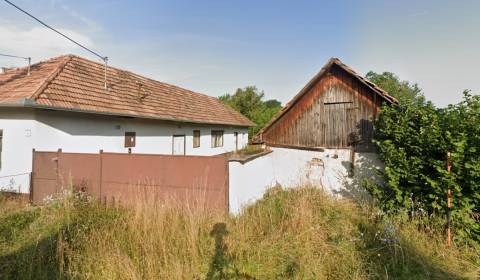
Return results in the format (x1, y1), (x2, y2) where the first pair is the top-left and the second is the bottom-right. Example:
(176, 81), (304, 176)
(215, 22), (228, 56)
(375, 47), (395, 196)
(0, 99), (253, 128)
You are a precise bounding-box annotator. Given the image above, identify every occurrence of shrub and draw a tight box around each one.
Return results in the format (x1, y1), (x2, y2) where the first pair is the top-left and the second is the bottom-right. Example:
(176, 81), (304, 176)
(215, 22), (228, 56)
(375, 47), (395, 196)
(372, 92), (480, 244)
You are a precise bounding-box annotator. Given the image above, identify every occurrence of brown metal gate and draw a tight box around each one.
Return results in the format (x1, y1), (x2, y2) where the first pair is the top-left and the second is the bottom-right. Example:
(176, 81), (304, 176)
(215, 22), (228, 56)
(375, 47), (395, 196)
(31, 150), (229, 212)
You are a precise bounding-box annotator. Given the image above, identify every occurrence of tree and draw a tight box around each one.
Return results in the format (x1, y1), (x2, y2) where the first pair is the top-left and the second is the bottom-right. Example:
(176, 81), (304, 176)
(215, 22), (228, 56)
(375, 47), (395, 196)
(219, 86), (282, 138)
(366, 71), (424, 103)
(264, 99), (281, 108)
(369, 71), (480, 243)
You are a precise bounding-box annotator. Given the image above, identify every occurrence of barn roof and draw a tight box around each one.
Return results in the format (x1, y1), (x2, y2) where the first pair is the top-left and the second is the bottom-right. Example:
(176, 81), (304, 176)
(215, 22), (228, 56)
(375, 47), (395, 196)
(0, 55), (254, 127)
(254, 58), (398, 141)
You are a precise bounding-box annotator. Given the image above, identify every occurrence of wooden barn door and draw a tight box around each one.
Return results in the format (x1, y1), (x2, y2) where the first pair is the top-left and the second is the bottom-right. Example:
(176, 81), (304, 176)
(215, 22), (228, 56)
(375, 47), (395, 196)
(324, 102), (356, 148)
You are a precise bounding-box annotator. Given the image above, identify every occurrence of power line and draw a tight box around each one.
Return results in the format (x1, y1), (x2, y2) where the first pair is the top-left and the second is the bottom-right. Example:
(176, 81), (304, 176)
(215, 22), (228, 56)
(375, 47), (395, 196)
(3, 0), (109, 88)
(0, 53), (29, 60)
(0, 52), (31, 75)
(3, 0), (107, 62)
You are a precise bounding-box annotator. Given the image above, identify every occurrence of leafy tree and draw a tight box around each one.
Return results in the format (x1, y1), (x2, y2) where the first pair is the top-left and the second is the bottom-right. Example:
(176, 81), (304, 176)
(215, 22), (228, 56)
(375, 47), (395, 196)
(219, 86), (282, 138)
(369, 70), (480, 243)
(264, 99), (281, 108)
(366, 71), (424, 103)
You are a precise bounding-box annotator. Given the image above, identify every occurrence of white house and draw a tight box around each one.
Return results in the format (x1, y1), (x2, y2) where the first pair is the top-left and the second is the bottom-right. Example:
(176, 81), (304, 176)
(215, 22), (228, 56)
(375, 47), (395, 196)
(0, 55), (252, 194)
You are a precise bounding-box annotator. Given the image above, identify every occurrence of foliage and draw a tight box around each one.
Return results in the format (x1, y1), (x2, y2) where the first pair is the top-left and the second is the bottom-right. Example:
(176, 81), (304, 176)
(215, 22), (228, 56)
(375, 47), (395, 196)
(1, 187), (478, 279)
(233, 144), (266, 157)
(219, 86), (282, 138)
(369, 71), (480, 243)
(366, 71), (424, 103)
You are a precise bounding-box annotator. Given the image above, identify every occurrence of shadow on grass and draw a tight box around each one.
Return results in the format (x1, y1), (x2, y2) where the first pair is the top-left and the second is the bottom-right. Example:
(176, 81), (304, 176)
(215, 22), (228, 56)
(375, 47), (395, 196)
(206, 223), (255, 280)
(0, 231), (68, 280)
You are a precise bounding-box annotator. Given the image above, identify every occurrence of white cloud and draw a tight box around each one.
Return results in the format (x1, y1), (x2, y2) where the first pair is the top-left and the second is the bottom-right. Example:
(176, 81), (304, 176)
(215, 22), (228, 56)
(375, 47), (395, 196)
(0, 23), (96, 65)
(59, 4), (103, 32)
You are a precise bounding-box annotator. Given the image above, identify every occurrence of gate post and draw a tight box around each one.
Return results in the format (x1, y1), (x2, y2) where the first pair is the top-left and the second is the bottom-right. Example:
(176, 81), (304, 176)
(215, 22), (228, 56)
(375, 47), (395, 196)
(30, 148), (35, 203)
(225, 156), (230, 214)
(99, 150), (103, 202)
(56, 149), (62, 193)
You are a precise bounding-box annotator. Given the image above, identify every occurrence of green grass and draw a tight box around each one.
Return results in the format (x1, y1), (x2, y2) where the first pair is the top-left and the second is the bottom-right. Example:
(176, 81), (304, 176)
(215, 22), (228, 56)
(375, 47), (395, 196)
(233, 144), (266, 157)
(0, 188), (478, 280)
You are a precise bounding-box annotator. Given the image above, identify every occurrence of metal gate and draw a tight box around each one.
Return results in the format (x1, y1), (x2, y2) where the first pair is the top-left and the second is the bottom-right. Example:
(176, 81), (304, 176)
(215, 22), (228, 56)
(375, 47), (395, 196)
(31, 150), (229, 212)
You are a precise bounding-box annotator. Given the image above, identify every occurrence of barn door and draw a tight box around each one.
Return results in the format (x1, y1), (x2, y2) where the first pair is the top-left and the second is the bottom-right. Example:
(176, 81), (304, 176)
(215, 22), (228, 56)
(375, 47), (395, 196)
(172, 135), (186, 155)
(324, 102), (354, 148)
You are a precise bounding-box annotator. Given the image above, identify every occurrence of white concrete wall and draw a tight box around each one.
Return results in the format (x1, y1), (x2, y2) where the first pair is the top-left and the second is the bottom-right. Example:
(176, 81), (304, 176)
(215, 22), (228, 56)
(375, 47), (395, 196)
(0, 108), (248, 193)
(229, 147), (383, 214)
(0, 109), (36, 193)
(35, 111), (248, 156)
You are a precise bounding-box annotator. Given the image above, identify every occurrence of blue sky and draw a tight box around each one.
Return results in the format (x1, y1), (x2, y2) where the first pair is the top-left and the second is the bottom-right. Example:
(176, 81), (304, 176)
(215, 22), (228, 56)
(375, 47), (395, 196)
(1, 0), (479, 106)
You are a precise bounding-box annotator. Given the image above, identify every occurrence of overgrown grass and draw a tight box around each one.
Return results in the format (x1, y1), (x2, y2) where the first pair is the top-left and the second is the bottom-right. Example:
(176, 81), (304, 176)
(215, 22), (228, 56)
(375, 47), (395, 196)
(233, 144), (266, 157)
(0, 188), (478, 279)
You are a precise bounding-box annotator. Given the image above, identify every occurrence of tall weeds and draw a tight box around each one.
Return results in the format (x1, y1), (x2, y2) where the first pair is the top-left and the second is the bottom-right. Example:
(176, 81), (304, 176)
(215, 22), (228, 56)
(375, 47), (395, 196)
(0, 188), (478, 280)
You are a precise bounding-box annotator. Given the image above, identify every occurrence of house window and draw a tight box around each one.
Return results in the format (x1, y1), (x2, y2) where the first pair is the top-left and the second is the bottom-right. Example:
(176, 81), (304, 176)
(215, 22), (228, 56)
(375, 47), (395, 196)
(193, 130), (200, 148)
(124, 132), (136, 148)
(211, 130), (224, 148)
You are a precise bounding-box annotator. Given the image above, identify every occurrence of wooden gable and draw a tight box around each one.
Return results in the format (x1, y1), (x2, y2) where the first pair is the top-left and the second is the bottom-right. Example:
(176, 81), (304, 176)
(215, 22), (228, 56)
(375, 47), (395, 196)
(257, 59), (396, 152)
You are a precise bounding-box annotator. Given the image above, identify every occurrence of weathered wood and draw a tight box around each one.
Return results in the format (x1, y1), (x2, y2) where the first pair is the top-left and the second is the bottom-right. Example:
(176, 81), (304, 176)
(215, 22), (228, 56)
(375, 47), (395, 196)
(263, 64), (382, 151)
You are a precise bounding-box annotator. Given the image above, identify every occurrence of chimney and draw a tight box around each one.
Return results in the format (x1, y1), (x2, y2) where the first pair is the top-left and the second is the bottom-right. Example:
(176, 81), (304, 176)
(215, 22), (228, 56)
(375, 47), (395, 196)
(1, 67), (14, 74)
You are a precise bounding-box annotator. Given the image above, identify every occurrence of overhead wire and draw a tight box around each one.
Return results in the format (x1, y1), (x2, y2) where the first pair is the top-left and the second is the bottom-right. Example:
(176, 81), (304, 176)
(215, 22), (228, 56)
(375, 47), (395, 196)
(0, 52), (31, 75)
(3, 0), (107, 62)
(3, 0), (109, 87)
(0, 53), (29, 60)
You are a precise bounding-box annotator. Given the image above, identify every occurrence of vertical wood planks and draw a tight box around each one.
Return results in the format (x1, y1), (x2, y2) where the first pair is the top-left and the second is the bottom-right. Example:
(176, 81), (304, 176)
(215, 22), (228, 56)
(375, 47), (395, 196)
(263, 65), (380, 151)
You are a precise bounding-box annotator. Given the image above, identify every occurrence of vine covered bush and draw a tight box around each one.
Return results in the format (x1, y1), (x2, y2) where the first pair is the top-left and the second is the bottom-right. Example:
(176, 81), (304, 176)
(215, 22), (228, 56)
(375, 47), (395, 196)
(367, 72), (480, 243)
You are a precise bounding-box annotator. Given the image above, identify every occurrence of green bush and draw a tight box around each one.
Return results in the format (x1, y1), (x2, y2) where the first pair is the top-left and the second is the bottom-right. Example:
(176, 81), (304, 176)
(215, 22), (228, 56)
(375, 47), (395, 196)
(372, 91), (480, 243)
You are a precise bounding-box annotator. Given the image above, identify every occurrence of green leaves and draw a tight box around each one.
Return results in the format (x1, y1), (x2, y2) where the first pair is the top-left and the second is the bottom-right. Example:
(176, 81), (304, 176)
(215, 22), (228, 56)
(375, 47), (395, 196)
(372, 89), (480, 243)
(219, 86), (282, 138)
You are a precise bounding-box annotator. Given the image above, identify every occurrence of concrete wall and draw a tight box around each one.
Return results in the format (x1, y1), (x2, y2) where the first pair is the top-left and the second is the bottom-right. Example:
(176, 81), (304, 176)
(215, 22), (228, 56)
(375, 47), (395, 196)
(0, 108), (248, 193)
(228, 147), (383, 214)
(35, 110), (248, 155)
(0, 109), (36, 193)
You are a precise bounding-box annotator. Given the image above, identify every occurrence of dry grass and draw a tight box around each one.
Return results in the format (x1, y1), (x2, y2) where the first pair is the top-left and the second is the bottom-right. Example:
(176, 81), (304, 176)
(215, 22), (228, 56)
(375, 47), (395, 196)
(0, 188), (478, 280)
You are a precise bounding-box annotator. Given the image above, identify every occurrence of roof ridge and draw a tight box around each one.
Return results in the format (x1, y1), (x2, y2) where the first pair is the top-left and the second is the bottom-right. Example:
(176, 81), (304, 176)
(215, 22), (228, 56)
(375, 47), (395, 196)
(29, 55), (73, 101)
(329, 58), (398, 104)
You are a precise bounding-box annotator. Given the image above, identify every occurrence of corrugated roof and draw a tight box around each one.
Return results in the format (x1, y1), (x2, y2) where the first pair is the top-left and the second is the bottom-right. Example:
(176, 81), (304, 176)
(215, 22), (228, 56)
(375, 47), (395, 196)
(0, 55), (254, 127)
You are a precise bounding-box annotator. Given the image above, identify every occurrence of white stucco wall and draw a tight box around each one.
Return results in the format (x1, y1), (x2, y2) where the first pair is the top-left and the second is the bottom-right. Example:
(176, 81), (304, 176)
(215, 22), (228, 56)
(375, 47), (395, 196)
(35, 111), (248, 155)
(0, 109), (36, 193)
(228, 147), (383, 214)
(0, 108), (248, 193)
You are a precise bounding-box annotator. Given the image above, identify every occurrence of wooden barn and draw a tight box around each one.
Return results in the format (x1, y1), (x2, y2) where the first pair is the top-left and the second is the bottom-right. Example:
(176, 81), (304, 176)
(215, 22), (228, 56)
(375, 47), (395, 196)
(231, 58), (398, 212)
(254, 58), (397, 152)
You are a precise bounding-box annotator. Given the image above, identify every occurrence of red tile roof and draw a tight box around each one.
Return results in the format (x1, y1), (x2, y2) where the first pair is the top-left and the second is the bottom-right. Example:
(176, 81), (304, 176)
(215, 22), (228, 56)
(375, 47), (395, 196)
(0, 55), (254, 127)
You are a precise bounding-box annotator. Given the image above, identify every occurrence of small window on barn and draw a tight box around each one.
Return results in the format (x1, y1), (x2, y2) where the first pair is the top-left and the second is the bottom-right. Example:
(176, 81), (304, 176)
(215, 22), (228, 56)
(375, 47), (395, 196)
(193, 130), (200, 148)
(211, 130), (224, 148)
(124, 132), (136, 148)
